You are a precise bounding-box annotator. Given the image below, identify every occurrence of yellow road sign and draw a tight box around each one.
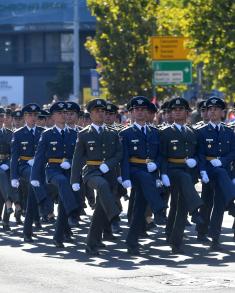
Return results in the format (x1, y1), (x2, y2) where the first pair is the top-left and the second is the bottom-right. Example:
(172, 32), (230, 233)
(151, 36), (189, 60)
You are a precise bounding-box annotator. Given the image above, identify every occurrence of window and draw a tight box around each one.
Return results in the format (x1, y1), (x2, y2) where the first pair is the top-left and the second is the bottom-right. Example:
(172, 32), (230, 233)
(0, 36), (13, 64)
(45, 33), (60, 62)
(25, 33), (43, 63)
(61, 33), (73, 62)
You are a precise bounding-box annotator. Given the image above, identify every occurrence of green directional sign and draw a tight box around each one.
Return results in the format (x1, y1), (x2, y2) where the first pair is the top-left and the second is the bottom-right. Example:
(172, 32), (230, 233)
(152, 61), (192, 85)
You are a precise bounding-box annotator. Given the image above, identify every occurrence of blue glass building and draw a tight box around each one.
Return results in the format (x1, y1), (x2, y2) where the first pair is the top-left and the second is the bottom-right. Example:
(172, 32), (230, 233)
(0, 0), (96, 105)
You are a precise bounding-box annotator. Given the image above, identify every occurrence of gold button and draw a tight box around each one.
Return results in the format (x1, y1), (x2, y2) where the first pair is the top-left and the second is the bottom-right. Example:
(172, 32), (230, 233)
(102, 144), (105, 146)
(219, 142), (221, 145)
(103, 151), (106, 154)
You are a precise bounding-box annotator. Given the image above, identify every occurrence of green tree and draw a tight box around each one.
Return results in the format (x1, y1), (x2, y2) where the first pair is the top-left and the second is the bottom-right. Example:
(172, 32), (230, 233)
(86, 0), (158, 103)
(186, 0), (235, 99)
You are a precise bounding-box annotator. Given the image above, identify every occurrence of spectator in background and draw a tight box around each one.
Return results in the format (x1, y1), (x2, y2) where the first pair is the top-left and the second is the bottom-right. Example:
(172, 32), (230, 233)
(4, 109), (13, 130)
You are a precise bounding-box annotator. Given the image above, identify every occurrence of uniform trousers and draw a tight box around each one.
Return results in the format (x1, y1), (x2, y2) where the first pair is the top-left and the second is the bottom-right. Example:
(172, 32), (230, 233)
(86, 175), (120, 248)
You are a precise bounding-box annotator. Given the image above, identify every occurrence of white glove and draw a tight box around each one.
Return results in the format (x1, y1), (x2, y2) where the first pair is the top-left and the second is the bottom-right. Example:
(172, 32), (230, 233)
(60, 161), (71, 170)
(232, 178), (235, 185)
(11, 179), (19, 188)
(30, 180), (40, 187)
(200, 171), (209, 183)
(210, 159), (222, 167)
(185, 158), (197, 168)
(72, 183), (80, 191)
(117, 176), (122, 184)
(147, 162), (157, 172)
(99, 163), (109, 174)
(122, 180), (132, 189)
(0, 164), (9, 171)
(27, 158), (34, 167)
(161, 174), (170, 187)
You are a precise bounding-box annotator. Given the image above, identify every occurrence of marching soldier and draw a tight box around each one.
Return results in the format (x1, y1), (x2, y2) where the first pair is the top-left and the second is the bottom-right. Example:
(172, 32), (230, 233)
(0, 107), (21, 231)
(120, 96), (166, 255)
(193, 100), (214, 242)
(65, 101), (82, 131)
(4, 108), (13, 130)
(37, 109), (49, 128)
(160, 97), (203, 254)
(71, 98), (122, 255)
(10, 103), (50, 242)
(105, 101), (126, 235)
(12, 110), (24, 130)
(197, 96), (235, 250)
(31, 101), (80, 247)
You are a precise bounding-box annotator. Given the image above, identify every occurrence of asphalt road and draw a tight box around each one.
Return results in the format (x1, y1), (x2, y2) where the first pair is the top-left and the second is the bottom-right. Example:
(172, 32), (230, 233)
(0, 199), (235, 293)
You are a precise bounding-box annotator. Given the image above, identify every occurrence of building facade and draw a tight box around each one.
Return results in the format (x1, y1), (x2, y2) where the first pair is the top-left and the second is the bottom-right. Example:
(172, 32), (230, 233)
(0, 0), (96, 105)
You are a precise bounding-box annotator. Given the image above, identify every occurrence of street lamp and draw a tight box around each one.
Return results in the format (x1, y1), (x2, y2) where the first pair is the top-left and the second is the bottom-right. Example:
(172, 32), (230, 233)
(73, 0), (80, 104)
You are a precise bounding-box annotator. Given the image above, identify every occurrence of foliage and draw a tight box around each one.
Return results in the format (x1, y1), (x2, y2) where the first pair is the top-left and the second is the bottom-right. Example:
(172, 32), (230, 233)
(85, 0), (235, 102)
(86, 0), (158, 103)
(186, 0), (235, 99)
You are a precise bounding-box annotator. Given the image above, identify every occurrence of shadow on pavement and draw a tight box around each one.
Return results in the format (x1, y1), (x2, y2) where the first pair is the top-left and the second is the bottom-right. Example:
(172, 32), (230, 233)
(0, 214), (235, 271)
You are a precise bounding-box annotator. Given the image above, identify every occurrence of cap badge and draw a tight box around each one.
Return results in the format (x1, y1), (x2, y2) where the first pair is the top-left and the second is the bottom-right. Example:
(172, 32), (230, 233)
(31, 105), (36, 110)
(107, 105), (111, 110)
(211, 99), (217, 104)
(97, 100), (101, 105)
(58, 103), (64, 108)
(137, 99), (143, 105)
(176, 99), (180, 105)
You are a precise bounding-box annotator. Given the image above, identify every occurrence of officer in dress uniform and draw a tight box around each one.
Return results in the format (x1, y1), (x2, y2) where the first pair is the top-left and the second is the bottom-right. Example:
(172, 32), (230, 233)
(197, 96), (235, 250)
(10, 103), (50, 242)
(71, 98), (122, 255)
(31, 101), (80, 248)
(0, 107), (21, 232)
(12, 110), (24, 130)
(192, 100), (214, 243)
(160, 97), (203, 254)
(4, 108), (13, 130)
(120, 96), (166, 255)
(65, 101), (82, 131)
(104, 101), (126, 235)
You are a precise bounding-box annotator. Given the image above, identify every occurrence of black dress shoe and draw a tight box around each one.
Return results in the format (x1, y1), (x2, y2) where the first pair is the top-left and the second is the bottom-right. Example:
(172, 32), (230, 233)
(64, 235), (75, 244)
(197, 235), (211, 243)
(146, 221), (157, 231)
(155, 215), (167, 226)
(34, 221), (42, 229)
(85, 246), (99, 256)
(24, 235), (34, 243)
(127, 246), (140, 256)
(48, 216), (56, 223)
(171, 245), (185, 254)
(3, 223), (11, 232)
(68, 216), (78, 228)
(96, 241), (106, 248)
(139, 231), (149, 238)
(111, 221), (122, 234)
(210, 240), (224, 251)
(191, 211), (204, 225)
(53, 240), (64, 248)
(103, 232), (117, 241)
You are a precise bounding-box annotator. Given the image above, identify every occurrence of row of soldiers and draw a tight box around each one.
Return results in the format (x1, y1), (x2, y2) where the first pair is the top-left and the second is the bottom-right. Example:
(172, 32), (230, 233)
(0, 95), (235, 256)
